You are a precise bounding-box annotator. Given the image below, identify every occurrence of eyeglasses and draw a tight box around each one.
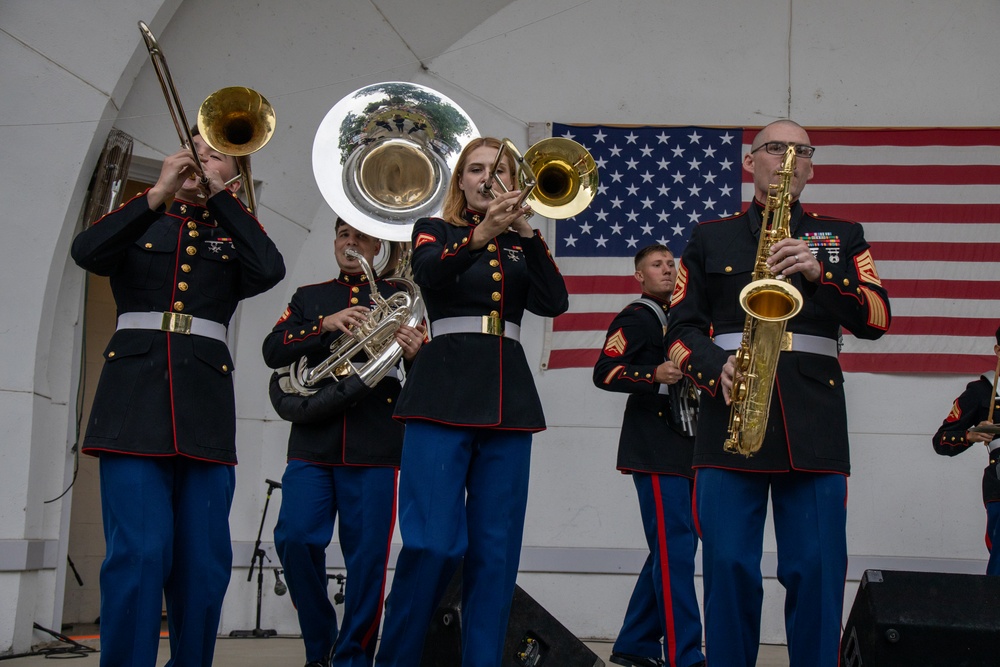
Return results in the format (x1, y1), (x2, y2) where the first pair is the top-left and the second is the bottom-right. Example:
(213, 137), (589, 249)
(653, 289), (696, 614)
(750, 141), (816, 159)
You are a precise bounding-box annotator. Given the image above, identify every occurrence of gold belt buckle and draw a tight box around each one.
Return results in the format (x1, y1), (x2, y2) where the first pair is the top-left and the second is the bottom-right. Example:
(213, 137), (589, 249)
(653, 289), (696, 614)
(780, 331), (793, 351)
(481, 314), (504, 337)
(161, 312), (193, 335)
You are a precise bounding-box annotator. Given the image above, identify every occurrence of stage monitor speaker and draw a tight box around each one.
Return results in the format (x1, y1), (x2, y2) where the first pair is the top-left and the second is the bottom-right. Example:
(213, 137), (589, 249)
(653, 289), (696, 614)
(421, 567), (604, 667)
(841, 569), (1000, 667)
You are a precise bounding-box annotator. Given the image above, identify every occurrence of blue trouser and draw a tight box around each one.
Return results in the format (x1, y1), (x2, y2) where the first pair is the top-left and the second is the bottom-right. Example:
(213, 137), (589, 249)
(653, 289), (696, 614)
(98, 453), (235, 667)
(986, 501), (1000, 575)
(375, 421), (532, 667)
(613, 473), (704, 667)
(274, 460), (398, 667)
(694, 468), (847, 667)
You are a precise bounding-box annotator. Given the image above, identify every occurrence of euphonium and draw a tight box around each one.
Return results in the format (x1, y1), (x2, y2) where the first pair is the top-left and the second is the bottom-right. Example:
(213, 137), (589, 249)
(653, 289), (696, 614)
(724, 145), (804, 456)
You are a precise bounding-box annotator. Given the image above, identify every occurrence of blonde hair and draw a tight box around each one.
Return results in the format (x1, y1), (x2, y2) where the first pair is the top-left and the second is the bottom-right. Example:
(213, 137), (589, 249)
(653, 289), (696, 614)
(441, 137), (515, 227)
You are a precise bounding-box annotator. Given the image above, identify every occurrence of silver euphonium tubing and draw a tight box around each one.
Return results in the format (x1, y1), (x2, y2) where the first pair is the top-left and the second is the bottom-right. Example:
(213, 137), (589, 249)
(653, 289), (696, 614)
(286, 249), (424, 395)
(276, 83), (477, 401)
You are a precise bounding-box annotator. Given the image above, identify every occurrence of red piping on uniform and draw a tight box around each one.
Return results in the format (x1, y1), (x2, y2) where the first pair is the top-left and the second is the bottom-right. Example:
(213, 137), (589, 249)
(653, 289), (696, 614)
(167, 222), (183, 454)
(652, 475), (679, 667)
(361, 467), (399, 649)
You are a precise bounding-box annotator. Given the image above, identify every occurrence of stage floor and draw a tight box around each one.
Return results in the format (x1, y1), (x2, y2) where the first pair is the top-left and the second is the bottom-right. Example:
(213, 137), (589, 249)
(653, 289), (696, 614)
(5, 630), (791, 666)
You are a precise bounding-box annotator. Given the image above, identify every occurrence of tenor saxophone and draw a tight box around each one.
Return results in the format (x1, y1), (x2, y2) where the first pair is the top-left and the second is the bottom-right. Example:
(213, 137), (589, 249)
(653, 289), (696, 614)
(724, 146), (804, 456)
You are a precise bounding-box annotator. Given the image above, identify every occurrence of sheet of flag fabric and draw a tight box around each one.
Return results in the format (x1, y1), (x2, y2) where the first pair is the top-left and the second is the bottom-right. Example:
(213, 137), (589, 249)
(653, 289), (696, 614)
(542, 123), (1000, 375)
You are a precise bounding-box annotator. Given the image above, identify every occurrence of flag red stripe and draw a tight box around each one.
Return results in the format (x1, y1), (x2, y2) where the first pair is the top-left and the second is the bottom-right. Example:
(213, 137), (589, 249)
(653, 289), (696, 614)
(563, 275), (638, 294)
(804, 128), (1000, 147)
(547, 348), (602, 370)
(877, 317), (999, 337)
(867, 241), (1000, 262)
(813, 164), (1000, 185)
(553, 312), (617, 332)
(550, 351), (996, 374)
(564, 276), (1000, 300)
(840, 353), (996, 374)
(882, 280), (1000, 300)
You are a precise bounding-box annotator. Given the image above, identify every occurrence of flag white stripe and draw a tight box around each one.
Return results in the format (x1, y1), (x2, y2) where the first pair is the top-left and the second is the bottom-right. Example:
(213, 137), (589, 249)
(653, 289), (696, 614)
(864, 223), (1000, 243)
(741, 183), (1000, 204)
(741, 143), (1000, 166)
(877, 261), (1000, 281)
(845, 335), (995, 355)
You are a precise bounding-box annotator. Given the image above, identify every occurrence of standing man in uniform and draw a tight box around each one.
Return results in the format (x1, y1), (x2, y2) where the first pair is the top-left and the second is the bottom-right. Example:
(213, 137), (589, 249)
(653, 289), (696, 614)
(263, 218), (424, 667)
(932, 323), (1000, 576)
(666, 119), (891, 667)
(593, 245), (705, 667)
(71, 131), (286, 667)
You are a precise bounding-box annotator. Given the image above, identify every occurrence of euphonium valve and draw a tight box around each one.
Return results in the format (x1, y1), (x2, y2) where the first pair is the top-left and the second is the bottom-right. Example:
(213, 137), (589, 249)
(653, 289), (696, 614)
(725, 146), (804, 456)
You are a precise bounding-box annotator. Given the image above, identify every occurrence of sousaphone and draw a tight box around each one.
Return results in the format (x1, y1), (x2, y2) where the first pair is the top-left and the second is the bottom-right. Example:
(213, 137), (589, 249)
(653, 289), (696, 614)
(270, 83), (478, 420)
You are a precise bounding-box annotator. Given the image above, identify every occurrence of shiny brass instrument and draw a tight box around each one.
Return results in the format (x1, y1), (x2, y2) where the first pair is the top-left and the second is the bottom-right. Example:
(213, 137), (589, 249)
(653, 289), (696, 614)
(480, 137), (599, 219)
(724, 146), (805, 456)
(138, 21), (275, 212)
(275, 83), (477, 400)
(286, 249), (423, 395)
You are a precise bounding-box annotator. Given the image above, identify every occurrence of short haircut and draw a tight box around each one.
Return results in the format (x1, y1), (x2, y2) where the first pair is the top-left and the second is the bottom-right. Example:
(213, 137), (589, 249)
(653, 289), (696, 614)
(633, 244), (672, 270)
(334, 216), (347, 232)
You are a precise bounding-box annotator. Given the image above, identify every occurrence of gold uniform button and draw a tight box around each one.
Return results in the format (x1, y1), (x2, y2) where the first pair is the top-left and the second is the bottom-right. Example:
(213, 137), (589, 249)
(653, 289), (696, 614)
(453, 243), (459, 249)
(350, 297), (359, 305)
(189, 230), (200, 238)
(492, 272), (502, 282)
(221, 255), (229, 260)
(487, 243), (497, 252)
(687, 364), (693, 371)
(300, 330), (306, 335)
(634, 372), (639, 377)
(108, 351), (116, 358)
(697, 372), (703, 379)
(490, 259), (500, 267)
(202, 211), (210, 220)
(222, 364), (228, 372)
(386, 397), (393, 404)
(178, 282), (189, 291)
(828, 379), (835, 386)
(489, 310), (500, 318)
(657, 411), (663, 418)
(352, 286), (360, 294)
(173, 301), (185, 312)
(645, 373), (652, 379)
(312, 325), (318, 331)
(709, 379), (716, 386)
(144, 242), (153, 249)
(725, 266), (733, 273)
(186, 246), (197, 256)
(181, 264), (192, 273)
(825, 272), (833, 280)
(462, 237), (468, 243)
(843, 279), (850, 286)
(179, 204), (188, 214)
(187, 221), (197, 230)
(491, 292), (502, 302)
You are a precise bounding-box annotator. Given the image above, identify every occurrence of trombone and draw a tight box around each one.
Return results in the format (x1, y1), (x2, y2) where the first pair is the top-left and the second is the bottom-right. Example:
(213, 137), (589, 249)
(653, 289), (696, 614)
(969, 353), (1000, 437)
(137, 21), (275, 213)
(480, 137), (599, 219)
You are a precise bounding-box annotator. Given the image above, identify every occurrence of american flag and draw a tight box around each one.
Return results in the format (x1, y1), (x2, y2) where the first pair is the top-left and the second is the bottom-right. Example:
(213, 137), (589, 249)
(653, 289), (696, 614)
(542, 124), (1000, 375)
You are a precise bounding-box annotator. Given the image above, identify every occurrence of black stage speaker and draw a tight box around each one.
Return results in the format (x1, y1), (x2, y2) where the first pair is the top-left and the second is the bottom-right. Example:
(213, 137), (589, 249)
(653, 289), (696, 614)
(841, 569), (1000, 667)
(421, 568), (604, 667)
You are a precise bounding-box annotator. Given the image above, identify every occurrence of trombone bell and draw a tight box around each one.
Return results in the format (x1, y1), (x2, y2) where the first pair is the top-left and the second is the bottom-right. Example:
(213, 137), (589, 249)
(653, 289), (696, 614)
(198, 86), (275, 157)
(523, 138), (599, 219)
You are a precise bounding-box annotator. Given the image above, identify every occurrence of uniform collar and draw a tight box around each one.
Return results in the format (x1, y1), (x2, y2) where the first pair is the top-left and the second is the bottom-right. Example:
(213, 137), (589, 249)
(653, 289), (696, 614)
(640, 292), (671, 309)
(170, 198), (213, 223)
(747, 197), (804, 236)
(338, 271), (370, 286)
(463, 208), (484, 226)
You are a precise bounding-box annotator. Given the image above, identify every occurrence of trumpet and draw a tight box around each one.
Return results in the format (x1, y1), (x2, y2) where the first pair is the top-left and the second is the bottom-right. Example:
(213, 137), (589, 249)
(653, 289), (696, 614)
(137, 21), (275, 212)
(480, 137), (599, 219)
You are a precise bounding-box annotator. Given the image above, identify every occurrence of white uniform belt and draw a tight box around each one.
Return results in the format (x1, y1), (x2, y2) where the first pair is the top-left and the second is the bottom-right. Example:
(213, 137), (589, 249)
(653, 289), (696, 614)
(712, 332), (838, 358)
(988, 441), (1000, 454)
(430, 316), (520, 342)
(117, 311), (228, 343)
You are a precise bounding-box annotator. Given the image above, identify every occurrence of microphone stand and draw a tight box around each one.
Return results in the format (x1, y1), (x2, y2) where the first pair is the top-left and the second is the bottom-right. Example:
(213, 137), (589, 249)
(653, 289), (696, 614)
(230, 478), (282, 638)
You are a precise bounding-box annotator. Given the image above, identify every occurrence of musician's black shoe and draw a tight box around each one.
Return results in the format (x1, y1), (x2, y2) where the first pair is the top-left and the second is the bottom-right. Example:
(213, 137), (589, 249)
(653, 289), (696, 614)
(609, 653), (664, 667)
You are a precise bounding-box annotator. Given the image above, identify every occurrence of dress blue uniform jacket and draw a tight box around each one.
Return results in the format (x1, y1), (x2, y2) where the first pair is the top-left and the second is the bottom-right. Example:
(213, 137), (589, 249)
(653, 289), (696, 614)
(593, 294), (695, 477)
(666, 200), (891, 474)
(262, 273), (406, 466)
(71, 190), (285, 463)
(394, 211), (568, 430)
(933, 375), (1000, 504)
